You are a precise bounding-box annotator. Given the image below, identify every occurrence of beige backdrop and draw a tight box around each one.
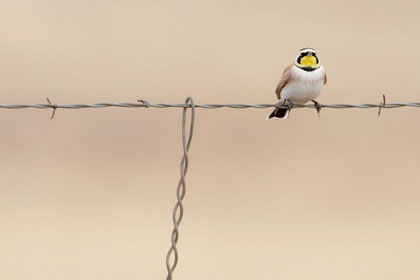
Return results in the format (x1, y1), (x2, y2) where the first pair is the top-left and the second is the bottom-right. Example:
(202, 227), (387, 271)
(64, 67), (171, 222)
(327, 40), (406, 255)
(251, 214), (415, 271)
(1, 0), (420, 279)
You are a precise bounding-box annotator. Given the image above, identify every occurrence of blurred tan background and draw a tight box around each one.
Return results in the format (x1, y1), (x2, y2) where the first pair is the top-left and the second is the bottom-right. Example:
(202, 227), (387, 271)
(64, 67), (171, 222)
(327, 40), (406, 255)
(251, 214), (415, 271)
(1, 0), (420, 279)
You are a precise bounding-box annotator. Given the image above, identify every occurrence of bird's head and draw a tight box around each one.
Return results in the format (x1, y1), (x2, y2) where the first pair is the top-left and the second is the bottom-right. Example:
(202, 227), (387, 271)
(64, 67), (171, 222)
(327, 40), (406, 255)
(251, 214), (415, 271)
(295, 48), (320, 70)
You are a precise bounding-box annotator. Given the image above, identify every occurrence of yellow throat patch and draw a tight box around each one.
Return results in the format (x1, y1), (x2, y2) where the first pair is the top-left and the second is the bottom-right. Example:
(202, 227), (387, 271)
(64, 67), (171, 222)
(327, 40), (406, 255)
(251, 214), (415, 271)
(299, 55), (318, 68)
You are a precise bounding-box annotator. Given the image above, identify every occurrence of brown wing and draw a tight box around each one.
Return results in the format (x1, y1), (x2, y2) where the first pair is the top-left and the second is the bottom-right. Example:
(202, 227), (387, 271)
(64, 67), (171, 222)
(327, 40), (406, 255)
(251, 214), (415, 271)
(275, 64), (294, 99)
(324, 72), (327, 85)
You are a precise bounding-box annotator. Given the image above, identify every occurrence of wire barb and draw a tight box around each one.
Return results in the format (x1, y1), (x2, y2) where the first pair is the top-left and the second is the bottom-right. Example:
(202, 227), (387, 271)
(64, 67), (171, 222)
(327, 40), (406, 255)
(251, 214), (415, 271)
(378, 94), (386, 116)
(165, 97), (195, 280)
(138, 99), (150, 108)
(46, 98), (57, 120)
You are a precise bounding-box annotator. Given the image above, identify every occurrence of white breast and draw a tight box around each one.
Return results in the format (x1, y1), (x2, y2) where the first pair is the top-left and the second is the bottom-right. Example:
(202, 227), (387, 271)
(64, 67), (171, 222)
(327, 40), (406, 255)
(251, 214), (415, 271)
(280, 66), (325, 104)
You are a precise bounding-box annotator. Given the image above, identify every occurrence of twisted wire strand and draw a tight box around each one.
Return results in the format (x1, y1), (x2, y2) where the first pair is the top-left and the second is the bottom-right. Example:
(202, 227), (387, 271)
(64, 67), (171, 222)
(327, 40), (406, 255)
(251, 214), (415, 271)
(165, 97), (195, 280)
(1, 102), (420, 110)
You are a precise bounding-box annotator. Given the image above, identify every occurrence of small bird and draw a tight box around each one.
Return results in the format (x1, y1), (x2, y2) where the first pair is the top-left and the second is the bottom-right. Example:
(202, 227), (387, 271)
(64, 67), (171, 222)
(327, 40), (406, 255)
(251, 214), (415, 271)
(267, 48), (327, 119)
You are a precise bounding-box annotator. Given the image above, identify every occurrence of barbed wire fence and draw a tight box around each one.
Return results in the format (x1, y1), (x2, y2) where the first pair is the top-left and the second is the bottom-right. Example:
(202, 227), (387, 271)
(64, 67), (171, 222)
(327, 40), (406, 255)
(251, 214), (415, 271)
(2, 96), (420, 112)
(2, 95), (420, 279)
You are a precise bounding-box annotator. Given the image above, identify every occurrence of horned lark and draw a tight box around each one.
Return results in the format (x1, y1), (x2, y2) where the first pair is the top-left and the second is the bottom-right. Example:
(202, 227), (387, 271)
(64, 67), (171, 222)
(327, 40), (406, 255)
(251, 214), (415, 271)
(267, 48), (327, 119)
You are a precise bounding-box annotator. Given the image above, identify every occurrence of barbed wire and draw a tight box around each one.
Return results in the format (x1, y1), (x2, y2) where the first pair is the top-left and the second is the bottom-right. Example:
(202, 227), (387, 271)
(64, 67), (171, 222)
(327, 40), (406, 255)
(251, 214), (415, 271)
(1, 99), (420, 110)
(1, 96), (420, 119)
(2, 102), (420, 110)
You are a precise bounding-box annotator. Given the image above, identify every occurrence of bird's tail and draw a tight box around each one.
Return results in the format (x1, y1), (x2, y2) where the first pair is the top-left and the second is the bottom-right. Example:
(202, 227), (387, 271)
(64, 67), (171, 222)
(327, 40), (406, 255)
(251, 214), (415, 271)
(266, 107), (289, 120)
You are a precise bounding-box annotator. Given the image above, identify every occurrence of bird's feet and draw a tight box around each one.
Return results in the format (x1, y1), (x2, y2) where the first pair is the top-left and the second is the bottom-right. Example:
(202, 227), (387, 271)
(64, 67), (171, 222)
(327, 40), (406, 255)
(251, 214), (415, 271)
(286, 99), (294, 116)
(312, 100), (322, 117)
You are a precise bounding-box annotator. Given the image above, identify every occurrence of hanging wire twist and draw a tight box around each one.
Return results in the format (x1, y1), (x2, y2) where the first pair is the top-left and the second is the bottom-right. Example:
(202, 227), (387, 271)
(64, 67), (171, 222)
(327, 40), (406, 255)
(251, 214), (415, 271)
(165, 97), (195, 280)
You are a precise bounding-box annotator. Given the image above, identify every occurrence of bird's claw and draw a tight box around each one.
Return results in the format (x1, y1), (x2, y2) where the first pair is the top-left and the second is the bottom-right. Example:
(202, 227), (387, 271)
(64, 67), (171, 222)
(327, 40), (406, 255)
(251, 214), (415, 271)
(312, 100), (321, 117)
(287, 100), (294, 113)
